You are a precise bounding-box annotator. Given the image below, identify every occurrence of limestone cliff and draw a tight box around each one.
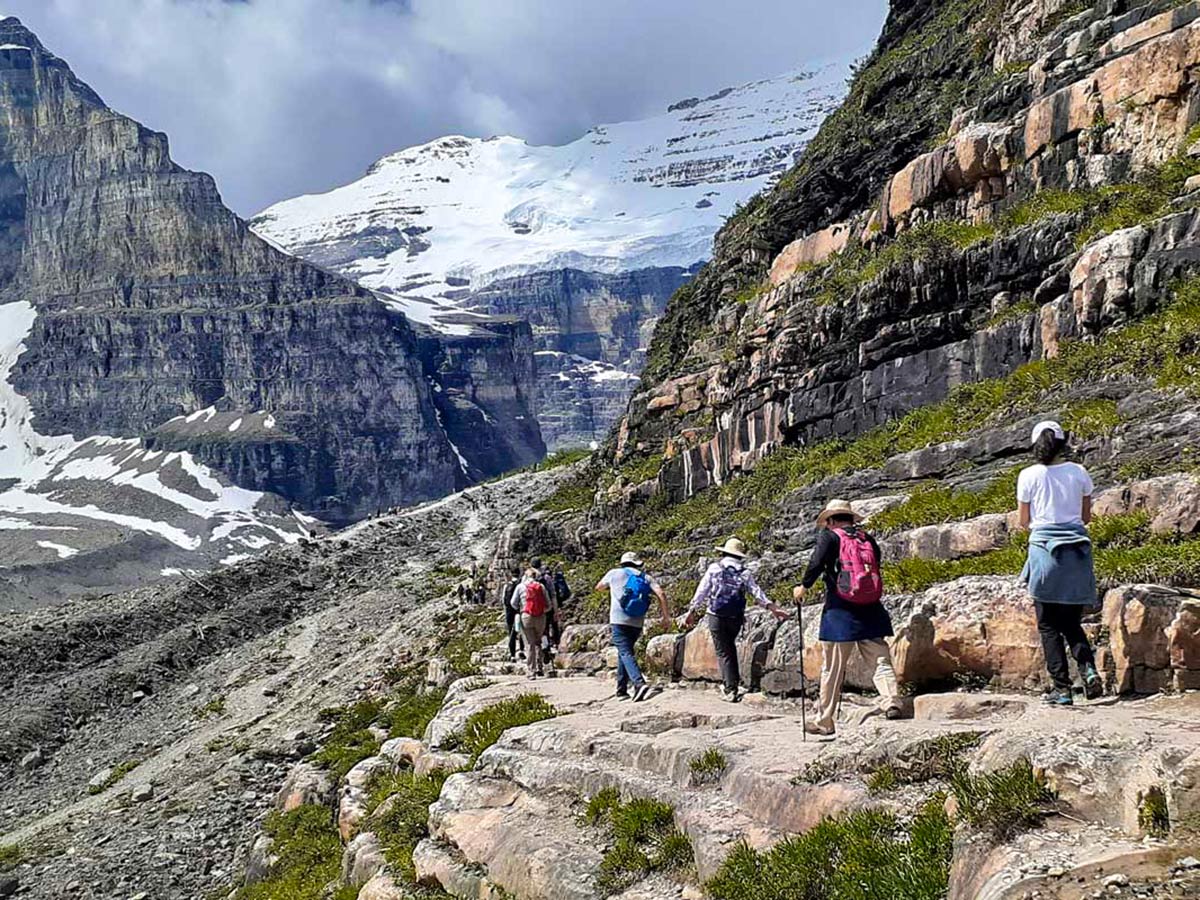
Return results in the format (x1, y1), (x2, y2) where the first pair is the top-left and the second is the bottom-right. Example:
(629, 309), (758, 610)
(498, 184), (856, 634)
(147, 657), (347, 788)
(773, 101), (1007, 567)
(0, 16), (541, 526)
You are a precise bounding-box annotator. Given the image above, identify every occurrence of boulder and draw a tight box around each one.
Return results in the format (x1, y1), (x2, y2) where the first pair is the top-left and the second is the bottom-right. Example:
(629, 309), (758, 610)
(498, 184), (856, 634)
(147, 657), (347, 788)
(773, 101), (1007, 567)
(1092, 474), (1200, 535)
(912, 693), (1030, 721)
(558, 623), (610, 654)
(951, 122), (1012, 184)
(880, 514), (1011, 562)
(358, 871), (410, 900)
(768, 222), (852, 286)
(681, 608), (777, 689)
(379, 736), (424, 768)
(415, 750), (472, 778)
(1101, 585), (1200, 693)
(893, 577), (1049, 690)
(426, 657), (454, 689)
(338, 755), (393, 841)
(340, 831), (385, 888)
(644, 632), (685, 677)
(274, 762), (334, 813)
(243, 832), (277, 885)
(1070, 226), (1150, 331)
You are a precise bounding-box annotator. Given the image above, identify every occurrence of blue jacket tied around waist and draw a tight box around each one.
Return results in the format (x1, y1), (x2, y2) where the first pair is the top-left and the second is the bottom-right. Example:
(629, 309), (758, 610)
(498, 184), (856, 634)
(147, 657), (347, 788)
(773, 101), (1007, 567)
(1020, 523), (1097, 605)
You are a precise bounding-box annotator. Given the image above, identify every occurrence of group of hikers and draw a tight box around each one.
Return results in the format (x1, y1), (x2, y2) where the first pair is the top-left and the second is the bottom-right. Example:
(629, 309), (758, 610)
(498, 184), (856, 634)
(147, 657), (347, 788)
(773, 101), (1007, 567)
(498, 418), (1101, 728)
(499, 560), (572, 677)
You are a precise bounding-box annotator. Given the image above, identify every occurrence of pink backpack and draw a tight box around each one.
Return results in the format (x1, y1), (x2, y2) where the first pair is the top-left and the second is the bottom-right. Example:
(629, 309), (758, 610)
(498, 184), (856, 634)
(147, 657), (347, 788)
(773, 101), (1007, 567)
(833, 527), (883, 605)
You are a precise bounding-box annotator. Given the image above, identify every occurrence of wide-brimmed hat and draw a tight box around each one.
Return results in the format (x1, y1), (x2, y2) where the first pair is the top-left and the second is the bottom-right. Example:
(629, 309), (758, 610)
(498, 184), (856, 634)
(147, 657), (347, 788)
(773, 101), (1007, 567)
(715, 537), (748, 559)
(619, 550), (644, 567)
(817, 499), (862, 527)
(1030, 420), (1065, 446)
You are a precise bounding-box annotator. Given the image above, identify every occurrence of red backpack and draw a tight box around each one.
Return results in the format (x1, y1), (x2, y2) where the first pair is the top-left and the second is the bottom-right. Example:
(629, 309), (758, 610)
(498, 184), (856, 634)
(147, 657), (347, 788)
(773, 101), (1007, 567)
(833, 527), (883, 605)
(523, 579), (548, 616)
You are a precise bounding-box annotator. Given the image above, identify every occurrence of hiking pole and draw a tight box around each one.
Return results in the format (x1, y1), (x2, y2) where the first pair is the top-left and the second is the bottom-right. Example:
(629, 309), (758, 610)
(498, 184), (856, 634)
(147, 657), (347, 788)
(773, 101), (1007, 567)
(796, 600), (807, 742)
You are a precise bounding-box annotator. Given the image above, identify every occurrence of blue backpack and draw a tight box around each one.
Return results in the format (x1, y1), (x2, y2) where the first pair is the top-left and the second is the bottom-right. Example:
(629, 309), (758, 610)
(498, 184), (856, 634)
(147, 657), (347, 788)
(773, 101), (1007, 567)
(619, 567), (653, 617)
(708, 565), (747, 617)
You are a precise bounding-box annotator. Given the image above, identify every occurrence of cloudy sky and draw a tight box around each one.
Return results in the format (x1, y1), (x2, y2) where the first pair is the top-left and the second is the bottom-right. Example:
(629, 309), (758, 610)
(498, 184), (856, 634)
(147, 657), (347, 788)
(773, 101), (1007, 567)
(6, 0), (886, 215)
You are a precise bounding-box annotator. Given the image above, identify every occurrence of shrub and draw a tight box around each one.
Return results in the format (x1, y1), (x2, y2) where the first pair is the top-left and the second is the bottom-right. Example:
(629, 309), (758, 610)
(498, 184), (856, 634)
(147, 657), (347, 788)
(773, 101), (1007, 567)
(950, 759), (1055, 840)
(583, 787), (622, 825)
(308, 698), (385, 783)
(86, 759), (141, 795)
(588, 796), (693, 894)
(867, 733), (983, 793)
(380, 685), (447, 742)
(443, 694), (558, 762)
(689, 748), (729, 785)
(1139, 786), (1171, 838)
(870, 467), (1020, 533)
(366, 769), (454, 882)
(235, 805), (356, 900)
(706, 795), (952, 900)
(0, 843), (25, 872)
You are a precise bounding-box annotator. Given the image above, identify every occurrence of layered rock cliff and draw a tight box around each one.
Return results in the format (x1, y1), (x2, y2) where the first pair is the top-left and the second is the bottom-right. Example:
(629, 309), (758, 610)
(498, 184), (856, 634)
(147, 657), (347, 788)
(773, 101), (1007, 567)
(0, 16), (541, 535)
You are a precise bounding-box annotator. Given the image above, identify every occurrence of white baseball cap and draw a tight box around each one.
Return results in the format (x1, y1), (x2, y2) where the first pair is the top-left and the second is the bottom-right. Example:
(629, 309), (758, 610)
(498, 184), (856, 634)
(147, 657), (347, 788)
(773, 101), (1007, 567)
(1030, 420), (1065, 445)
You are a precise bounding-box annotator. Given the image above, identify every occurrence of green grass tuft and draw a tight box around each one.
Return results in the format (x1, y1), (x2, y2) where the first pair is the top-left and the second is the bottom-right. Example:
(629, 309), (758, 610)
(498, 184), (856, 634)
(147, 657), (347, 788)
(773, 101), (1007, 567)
(443, 694), (558, 762)
(706, 795), (952, 900)
(86, 759), (141, 796)
(308, 698), (385, 783)
(0, 843), (25, 872)
(1139, 786), (1171, 838)
(366, 769), (455, 883)
(867, 733), (983, 794)
(588, 796), (693, 894)
(234, 805), (357, 900)
(689, 748), (729, 785)
(950, 759), (1055, 841)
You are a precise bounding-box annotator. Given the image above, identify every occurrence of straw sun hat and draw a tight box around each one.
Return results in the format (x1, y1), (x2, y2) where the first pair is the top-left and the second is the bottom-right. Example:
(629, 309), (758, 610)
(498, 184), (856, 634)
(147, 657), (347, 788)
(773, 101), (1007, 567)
(816, 499), (862, 527)
(715, 537), (748, 559)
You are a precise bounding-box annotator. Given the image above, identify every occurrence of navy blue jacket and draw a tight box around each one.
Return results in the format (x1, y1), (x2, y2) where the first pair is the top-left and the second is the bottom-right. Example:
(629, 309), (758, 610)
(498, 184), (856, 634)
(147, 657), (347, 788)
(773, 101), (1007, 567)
(801, 527), (894, 642)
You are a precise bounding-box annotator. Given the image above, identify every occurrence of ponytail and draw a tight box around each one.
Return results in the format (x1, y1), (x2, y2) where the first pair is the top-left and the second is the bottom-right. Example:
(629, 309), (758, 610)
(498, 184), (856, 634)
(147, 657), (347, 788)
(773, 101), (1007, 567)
(1033, 429), (1067, 465)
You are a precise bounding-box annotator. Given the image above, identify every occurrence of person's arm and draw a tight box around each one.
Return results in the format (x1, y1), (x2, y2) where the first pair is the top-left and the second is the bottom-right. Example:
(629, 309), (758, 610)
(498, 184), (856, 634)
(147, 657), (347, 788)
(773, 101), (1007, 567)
(684, 567), (714, 625)
(1080, 466), (1094, 525)
(745, 570), (790, 620)
(1016, 468), (1032, 531)
(794, 531), (836, 600)
(510, 582), (524, 610)
(652, 581), (670, 629)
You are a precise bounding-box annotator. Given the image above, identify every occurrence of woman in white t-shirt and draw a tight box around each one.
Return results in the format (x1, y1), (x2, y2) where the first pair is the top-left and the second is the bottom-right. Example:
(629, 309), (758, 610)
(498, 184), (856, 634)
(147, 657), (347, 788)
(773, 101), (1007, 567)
(1016, 420), (1101, 706)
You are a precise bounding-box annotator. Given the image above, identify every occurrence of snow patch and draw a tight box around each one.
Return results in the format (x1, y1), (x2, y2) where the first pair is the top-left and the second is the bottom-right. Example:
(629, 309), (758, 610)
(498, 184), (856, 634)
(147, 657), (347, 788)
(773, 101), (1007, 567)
(37, 540), (78, 559)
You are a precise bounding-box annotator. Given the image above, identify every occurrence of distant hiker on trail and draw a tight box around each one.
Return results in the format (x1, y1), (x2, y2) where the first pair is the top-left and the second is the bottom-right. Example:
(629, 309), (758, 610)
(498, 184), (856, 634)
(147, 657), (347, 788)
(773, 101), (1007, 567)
(500, 566), (524, 662)
(1017, 420), (1102, 706)
(684, 538), (789, 703)
(793, 500), (901, 735)
(510, 557), (559, 678)
(548, 564), (572, 651)
(597, 551), (671, 703)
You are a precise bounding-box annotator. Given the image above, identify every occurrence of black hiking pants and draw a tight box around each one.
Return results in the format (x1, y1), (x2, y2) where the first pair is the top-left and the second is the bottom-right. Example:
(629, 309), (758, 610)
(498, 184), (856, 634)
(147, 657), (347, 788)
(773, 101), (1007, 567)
(707, 613), (743, 692)
(1035, 601), (1095, 690)
(505, 605), (524, 659)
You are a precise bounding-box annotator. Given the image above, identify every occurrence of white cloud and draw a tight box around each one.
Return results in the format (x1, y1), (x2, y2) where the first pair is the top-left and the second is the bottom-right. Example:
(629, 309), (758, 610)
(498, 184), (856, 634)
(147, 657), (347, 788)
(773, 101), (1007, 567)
(3, 0), (885, 215)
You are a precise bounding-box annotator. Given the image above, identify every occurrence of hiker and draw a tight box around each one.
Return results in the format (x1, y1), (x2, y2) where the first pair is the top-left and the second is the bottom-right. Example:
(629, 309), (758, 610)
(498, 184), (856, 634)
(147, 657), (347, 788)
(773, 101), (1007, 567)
(1017, 420), (1102, 705)
(793, 499), (901, 735)
(500, 566), (524, 662)
(510, 558), (559, 678)
(548, 564), (571, 650)
(597, 551), (671, 702)
(684, 538), (790, 702)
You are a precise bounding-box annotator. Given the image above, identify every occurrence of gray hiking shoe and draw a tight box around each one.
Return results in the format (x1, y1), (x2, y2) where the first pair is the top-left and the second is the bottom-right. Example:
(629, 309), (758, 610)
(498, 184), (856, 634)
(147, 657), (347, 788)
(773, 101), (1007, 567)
(1082, 665), (1103, 700)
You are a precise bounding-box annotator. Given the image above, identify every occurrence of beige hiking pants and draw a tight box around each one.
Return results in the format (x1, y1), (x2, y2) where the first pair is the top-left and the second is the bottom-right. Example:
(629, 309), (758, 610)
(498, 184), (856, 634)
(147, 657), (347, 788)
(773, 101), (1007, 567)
(815, 639), (900, 730)
(521, 613), (547, 675)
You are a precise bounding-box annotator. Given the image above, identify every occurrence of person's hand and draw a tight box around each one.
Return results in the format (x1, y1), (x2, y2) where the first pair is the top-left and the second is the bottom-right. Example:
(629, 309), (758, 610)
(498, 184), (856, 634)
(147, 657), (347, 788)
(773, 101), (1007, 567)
(792, 584), (807, 602)
(772, 607), (791, 621)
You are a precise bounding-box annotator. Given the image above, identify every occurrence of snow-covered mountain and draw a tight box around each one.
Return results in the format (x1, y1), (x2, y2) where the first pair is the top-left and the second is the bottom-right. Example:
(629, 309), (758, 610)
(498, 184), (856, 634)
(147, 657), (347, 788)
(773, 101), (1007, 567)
(251, 65), (848, 449)
(252, 66), (846, 319)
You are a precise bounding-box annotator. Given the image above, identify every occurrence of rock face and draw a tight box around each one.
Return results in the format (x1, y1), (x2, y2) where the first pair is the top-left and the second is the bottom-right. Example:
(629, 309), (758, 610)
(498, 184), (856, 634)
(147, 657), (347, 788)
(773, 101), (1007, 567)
(0, 17), (538, 526)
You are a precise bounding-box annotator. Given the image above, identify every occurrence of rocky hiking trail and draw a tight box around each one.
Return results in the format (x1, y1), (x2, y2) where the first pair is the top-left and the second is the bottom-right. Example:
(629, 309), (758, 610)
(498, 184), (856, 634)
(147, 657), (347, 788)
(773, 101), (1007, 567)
(0, 468), (572, 900)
